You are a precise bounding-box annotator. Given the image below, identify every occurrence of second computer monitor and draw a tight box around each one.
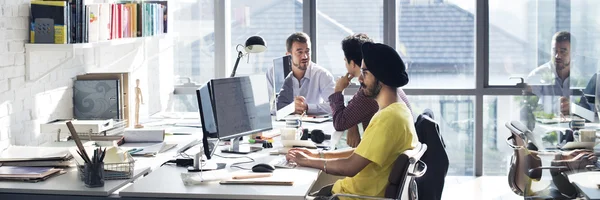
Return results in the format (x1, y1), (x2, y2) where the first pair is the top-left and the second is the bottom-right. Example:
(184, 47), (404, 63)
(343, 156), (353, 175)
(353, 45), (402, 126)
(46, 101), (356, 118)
(210, 75), (272, 153)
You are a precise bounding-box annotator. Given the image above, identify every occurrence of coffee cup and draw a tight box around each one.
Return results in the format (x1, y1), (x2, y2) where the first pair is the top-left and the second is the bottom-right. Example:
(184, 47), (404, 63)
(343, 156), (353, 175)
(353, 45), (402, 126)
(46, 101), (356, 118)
(579, 129), (596, 142)
(569, 118), (585, 130)
(281, 128), (298, 140)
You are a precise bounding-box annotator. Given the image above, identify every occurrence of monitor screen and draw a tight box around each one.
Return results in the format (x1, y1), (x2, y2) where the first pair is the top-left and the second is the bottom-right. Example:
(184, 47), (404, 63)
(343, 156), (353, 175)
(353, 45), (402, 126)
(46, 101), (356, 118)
(272, 55), (292, 94)
(210, 75), (273, 140)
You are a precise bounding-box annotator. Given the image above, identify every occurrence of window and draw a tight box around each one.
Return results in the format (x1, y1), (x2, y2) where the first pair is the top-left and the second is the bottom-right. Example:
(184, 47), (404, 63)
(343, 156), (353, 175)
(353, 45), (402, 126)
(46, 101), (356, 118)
(316, 0), (384, 78)
(408, 95), (475, 176)
(171, 0), (214, 112)
(230, 0), (303, 77)
(488, 0), (600, 87)
(482, 96), (521, 175)
(397, 0), (475, 89)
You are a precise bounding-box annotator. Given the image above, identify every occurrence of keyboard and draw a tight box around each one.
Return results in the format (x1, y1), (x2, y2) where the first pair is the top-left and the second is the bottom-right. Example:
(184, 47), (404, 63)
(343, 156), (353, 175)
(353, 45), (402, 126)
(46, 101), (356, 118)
(269, 157), (296, 169)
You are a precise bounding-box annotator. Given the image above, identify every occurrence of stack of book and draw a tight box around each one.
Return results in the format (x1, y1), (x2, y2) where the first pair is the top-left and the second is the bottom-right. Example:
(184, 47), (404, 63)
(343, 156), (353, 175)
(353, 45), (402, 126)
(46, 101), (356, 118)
(30, 0), (168, 44)
(0, 166), (64, 182)
(0, 146), (74, 167)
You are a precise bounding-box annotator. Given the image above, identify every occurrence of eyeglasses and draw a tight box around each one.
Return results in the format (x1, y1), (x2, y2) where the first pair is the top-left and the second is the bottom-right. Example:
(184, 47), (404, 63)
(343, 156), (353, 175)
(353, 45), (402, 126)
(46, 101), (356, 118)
(360, 68), (370, 76)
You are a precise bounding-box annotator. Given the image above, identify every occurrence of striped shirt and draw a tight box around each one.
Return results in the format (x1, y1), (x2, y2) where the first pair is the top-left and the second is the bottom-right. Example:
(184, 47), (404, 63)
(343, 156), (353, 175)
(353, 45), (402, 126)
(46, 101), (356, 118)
(329, 88), (412, 131)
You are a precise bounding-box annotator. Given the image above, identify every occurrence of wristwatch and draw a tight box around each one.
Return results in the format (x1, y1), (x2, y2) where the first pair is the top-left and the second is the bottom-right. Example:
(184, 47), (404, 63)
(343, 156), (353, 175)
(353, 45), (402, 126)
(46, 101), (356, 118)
(318, 149), (325, 159)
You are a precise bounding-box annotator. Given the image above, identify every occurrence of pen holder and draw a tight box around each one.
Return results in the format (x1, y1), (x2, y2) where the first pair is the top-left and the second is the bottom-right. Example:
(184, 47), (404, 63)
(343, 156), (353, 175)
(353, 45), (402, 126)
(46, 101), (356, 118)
(83, 162), (105, 188)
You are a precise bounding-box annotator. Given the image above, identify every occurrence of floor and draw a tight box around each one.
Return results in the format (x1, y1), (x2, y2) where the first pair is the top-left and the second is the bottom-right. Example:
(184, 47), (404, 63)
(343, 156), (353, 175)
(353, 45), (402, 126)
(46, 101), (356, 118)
(442, 176), (521, 200)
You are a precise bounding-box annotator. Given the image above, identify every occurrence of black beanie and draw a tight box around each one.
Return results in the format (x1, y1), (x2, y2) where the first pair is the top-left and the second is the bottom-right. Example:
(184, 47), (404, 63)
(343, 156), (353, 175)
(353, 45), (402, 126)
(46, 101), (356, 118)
(361, 42), (409, 88)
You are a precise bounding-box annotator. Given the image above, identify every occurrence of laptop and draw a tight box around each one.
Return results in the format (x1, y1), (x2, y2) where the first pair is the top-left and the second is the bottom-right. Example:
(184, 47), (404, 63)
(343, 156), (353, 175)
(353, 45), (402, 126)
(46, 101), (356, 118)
(274, 102), (331, 123)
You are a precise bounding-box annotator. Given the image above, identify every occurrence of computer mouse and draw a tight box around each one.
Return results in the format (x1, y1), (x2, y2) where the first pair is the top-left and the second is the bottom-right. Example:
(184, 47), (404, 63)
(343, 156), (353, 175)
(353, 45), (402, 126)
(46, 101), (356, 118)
(252, 163), (275, 173)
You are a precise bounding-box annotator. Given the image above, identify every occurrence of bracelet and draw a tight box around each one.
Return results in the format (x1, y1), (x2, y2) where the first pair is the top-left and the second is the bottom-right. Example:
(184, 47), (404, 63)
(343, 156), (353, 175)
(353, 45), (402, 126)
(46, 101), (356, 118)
(323, 160), (327, 173)
(318, 150), (325, 159)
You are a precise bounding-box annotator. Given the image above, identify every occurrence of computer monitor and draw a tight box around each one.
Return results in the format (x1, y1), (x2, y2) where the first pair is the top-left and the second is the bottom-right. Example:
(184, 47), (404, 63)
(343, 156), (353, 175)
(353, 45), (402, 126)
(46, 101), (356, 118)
(574, 73), (600, 122)
(195, 82), (219, 159)
(272, 55), (292, 94)
(210, 75), (273, 154)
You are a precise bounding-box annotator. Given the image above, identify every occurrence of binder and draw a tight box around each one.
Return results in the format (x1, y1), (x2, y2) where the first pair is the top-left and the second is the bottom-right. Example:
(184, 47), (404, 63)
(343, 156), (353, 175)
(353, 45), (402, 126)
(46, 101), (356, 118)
(73, 80), (121, 120)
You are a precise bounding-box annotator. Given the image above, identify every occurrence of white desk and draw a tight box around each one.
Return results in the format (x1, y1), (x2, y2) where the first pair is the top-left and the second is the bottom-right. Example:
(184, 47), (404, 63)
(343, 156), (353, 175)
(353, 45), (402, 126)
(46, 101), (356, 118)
(119, 150), (322, 200)
(0, 167), (150, 199)
(569, 171), (600, 200)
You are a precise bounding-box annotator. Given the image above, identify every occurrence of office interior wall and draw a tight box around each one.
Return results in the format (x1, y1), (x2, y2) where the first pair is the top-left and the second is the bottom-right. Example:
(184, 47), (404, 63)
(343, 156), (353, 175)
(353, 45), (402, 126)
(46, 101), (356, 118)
(0, 0), (174, 149)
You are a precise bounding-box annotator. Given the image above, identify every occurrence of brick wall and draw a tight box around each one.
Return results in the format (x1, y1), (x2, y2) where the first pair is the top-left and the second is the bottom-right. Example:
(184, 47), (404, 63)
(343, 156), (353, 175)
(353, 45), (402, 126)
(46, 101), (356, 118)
(0, 0), (174, 150)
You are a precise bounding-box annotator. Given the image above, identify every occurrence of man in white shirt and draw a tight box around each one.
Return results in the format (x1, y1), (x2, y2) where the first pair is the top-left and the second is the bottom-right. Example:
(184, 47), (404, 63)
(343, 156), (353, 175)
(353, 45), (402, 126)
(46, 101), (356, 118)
(272, 32), (335, 115)
(526, 31), (574, 116)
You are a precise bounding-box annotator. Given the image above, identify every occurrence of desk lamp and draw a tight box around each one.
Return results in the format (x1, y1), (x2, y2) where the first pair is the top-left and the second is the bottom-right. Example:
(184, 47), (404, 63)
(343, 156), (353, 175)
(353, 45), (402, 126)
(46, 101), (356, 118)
(230, 35), (267, 77)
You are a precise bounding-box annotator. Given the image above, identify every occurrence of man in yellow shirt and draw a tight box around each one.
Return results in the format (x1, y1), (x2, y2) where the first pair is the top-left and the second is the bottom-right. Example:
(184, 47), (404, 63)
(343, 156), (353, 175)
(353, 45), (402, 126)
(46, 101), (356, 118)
(287, 42), (418, 199)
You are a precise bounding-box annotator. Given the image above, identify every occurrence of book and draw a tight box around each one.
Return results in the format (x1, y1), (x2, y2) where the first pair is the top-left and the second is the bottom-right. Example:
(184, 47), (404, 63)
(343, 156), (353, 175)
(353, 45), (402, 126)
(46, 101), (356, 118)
(73, 79), (121, 120)
(98, 3), (111, 41)
(0, 146), (72, 162)
(30, 1), (68, 44)
(0, 166), (62, 180)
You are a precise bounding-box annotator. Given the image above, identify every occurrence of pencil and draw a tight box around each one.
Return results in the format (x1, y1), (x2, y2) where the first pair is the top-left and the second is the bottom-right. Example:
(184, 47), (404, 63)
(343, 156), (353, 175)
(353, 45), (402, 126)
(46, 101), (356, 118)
(232, 173), (273, 180)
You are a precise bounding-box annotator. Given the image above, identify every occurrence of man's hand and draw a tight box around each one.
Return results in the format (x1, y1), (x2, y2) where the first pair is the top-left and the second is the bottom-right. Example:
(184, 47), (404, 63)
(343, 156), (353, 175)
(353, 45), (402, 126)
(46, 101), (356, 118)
(346, 125), (361, 148)
(286, 148), (316, 161)
(562, 149), (597, 161)
(334, 73), (354, 93)
(287, 149), (316, 166)
(559, 96), (570, 116)
(294, 96), (308, 114)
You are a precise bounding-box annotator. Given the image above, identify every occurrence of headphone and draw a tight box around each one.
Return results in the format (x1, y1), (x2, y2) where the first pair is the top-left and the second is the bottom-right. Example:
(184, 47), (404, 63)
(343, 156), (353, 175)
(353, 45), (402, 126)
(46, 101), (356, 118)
(301, 129), (331, 144)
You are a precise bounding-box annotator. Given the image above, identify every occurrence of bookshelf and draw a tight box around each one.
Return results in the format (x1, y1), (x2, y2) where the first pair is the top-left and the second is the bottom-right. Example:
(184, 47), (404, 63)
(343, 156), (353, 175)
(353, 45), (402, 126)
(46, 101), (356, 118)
(25, 34), (169, 51)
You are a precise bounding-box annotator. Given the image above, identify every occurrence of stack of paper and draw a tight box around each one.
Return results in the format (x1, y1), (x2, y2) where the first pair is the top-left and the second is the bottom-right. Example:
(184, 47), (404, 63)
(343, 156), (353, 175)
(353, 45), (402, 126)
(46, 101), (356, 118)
(0, 146), (73, 167)
(0, 166), (64, 182)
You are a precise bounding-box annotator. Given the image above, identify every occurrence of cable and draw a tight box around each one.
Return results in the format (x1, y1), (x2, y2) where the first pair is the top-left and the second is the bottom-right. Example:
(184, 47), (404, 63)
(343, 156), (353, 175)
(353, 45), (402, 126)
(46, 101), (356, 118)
(213, 154), (255, 170)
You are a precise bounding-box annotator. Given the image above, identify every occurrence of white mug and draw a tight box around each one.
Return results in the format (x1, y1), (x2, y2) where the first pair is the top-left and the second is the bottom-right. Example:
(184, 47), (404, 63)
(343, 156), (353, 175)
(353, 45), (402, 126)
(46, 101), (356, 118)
(579, 129), (596, 142)
(280, 128), (298, 140)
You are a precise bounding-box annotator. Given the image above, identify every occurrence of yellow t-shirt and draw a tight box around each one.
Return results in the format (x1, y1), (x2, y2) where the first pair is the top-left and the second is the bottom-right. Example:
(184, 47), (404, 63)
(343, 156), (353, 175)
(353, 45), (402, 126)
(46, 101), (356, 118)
(332, 102), (418, 198)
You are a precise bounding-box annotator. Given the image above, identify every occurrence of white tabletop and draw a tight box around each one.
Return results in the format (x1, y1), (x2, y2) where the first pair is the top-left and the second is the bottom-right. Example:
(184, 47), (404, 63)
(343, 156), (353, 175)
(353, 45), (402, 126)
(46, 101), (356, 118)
(0, 166), (150, 196)
(569, 171), (600, 200)
(119, 150), (322, 200)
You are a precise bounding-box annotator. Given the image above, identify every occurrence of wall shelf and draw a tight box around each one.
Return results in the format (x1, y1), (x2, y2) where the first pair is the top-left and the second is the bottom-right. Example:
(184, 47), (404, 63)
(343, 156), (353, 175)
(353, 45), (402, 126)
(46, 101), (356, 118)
(25, 34), (169, 51)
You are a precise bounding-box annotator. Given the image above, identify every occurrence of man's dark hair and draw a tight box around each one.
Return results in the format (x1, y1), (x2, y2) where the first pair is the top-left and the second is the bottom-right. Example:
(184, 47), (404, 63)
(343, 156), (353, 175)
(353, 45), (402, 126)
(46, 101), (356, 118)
(286, 32), (311, 53)
(553, 31), (575, 51)
(341, 33), (373, 65)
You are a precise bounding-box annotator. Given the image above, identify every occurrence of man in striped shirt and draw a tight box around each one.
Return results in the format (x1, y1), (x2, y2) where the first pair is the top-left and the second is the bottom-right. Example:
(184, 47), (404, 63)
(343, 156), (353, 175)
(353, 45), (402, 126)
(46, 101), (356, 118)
(329, 34), (412, 148)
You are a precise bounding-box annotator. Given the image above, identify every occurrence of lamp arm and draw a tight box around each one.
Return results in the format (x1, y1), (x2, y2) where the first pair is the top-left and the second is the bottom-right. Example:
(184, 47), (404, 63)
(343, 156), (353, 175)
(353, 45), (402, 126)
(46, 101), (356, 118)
(230, 51), (244, 78)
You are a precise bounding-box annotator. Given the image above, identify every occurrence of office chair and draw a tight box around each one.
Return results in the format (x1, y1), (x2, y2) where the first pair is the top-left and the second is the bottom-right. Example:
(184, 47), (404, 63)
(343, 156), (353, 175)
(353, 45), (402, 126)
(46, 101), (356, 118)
(327, 143), (428, 200)
(505, 121), (581, 199)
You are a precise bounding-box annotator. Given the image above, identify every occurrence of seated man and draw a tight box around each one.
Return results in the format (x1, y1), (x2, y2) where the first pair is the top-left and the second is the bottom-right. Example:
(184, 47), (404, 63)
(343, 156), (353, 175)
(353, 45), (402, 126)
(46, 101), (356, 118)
(287, 42), (417, 199)
(331, 33), (412, 148)
(276, 32), (336, 115)
(526, 31), (575, 117)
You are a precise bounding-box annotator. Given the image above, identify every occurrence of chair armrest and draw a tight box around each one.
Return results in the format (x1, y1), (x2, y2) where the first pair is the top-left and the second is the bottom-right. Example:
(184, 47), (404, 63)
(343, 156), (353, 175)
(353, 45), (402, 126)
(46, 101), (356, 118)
(329, 193), (395, 200)
(527, 166), (568, 176)
(407, 160), (427, 178)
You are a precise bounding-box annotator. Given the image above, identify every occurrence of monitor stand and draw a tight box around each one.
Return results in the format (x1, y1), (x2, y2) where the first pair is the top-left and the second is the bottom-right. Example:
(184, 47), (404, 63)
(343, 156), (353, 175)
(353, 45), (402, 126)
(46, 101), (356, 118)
(221, 137), (262, 154)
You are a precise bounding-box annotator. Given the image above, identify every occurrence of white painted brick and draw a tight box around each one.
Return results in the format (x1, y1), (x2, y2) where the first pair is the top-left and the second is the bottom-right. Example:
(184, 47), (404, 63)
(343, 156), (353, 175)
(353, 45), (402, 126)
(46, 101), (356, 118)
(12, 99), (23, 113)
(0, 80), (7, 93)
(0, 41), (7, 53)
(0, 102), (7, 117)
(13, 84), (28, 100)
(8, 41), (23, 52)
(11, 5), (19, 17)
(15, 53), (25, 65)
(2, 6), (13, 17)
(9, 76), (24, 90)
(11, 65), (24, 77)
(22, 96), (33, 111)
(8, 29), (27, 40)
(0, 54), (14, 67)
(18, 4), (28, 17)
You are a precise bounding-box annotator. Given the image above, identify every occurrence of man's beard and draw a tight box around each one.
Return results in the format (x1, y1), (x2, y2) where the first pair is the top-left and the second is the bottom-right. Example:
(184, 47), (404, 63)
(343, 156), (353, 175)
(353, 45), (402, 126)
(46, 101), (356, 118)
(361, 81), (382, 98)
(553, 59), (570, 71)
(293, 60), (308, 71)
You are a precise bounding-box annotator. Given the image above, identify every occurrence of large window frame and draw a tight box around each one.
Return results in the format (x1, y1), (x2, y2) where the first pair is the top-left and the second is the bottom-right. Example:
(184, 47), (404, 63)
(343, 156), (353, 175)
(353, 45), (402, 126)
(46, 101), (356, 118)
(201, 0), (523, 176)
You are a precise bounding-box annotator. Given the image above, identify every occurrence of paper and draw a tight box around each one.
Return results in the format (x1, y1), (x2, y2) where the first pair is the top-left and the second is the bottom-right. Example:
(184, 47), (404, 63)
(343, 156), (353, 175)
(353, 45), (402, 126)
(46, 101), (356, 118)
(181, 170), (232, 185)
(123, 128), (165, 143)
(0, 146), (71, 162)
(276, 102), (295, 121)
(120, 142), (170, 156)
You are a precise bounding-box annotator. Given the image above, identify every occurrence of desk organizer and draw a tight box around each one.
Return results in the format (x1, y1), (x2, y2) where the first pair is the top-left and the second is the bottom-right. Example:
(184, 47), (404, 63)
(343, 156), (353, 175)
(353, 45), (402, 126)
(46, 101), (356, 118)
(78, 154), (135, 180)
(41, 119), (127, 141)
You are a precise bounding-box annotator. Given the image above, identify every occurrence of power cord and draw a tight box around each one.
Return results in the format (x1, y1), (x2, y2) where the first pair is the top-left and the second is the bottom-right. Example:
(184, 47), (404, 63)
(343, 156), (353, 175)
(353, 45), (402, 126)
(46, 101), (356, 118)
(214, 154), (255, 170)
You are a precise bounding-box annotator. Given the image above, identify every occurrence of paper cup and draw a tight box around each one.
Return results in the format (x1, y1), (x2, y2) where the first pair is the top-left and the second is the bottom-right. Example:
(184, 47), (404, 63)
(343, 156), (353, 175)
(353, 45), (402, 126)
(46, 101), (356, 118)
(579, 129), (596, 142)
(281, 128), (298, 140)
